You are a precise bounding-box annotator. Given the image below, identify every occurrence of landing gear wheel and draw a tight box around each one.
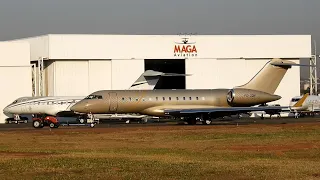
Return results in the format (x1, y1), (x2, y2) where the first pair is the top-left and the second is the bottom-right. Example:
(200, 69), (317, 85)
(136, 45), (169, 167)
(202, 120), (212, 125)
(33, 121), (42, 128)
(24, 120), (28, 124)
(79, 118), (85, 124)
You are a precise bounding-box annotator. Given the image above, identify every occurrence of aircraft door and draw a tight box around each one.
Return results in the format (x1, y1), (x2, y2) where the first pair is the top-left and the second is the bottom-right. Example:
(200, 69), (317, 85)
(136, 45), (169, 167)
(20, 98), (29, 113)
(108, 92), (118, 112)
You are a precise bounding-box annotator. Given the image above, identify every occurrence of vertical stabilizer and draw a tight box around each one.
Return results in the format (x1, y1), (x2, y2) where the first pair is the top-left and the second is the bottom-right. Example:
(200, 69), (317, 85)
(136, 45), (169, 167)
(292, 93), (309, 108)
(235, 59), (296, 94)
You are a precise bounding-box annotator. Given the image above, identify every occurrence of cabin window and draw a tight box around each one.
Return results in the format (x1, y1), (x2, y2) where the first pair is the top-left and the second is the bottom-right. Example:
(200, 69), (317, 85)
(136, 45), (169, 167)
(169, 97), (171, 101)
(142, 98), (145, 101)
(196, 97), (199, 100)
(135, 98), (139, 101)
(176, 97), (179, 100)
(156, 97), (158, 101)
(183, 97), (186, 100)
(189, 97), (192, 100)
(129, 97), (132, 101)
(122, 97), (125, 101)
(163, 97), (165, 101)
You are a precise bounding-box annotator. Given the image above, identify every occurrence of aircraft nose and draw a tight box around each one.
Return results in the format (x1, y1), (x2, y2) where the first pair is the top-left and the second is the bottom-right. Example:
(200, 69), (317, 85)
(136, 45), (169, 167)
(3, 106), (13, 117)
(70, 101), (90, 113)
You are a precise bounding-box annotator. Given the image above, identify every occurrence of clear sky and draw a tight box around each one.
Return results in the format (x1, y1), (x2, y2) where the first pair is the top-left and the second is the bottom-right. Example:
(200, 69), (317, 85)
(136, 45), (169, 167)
(0, 0), (319, 40)
(0, 0), (319, 78)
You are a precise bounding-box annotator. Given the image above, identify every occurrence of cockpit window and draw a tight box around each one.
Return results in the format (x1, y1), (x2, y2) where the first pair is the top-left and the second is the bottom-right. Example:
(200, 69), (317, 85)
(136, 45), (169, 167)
(85, 95), (103, 99)
(291, 98), (301, 102)
(12, 100), (18, 104)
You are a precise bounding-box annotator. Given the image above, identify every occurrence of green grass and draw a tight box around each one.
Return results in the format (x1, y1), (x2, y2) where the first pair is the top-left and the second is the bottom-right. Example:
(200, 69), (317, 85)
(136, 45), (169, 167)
(0, 123), (319, 180)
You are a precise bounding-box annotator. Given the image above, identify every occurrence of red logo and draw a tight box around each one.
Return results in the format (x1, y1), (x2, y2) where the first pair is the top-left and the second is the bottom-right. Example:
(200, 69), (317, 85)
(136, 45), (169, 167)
(174, 38), (198, 57)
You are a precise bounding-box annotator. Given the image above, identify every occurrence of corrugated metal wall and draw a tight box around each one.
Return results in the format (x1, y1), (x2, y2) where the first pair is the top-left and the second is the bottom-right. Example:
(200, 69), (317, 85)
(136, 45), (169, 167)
(50, 59), (142, 96)
(54, 61), (89, 96)
(111, 59), (144, 90)
(88, 60), (112, 93)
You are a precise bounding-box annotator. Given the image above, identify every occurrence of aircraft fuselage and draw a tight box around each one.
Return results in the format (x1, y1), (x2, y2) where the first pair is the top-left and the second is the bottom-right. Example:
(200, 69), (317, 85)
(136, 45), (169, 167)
(71, 89), (281, 117)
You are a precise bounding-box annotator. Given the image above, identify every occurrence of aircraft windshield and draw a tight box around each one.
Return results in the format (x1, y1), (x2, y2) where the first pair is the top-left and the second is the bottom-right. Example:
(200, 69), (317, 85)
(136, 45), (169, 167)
(85, 95), (103, 99)
(291, 98), (301, 102)
(11, 100), (18, 104)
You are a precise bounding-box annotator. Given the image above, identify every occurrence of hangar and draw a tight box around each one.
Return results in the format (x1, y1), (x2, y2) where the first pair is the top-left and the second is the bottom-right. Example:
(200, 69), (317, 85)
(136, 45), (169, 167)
(0, 34), (312, 122)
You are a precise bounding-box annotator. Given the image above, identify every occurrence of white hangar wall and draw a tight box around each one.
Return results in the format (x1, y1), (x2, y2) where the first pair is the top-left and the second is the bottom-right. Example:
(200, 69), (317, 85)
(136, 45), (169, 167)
(9, 34), (311, 60)
(0, 42), (32, 123)
(47, 34), (311, 59)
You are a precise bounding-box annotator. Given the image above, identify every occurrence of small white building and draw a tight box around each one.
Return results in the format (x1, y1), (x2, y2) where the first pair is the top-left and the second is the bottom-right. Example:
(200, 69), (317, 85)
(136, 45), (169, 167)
(0, 42), (32, 123)
(1, 34), (311, 122)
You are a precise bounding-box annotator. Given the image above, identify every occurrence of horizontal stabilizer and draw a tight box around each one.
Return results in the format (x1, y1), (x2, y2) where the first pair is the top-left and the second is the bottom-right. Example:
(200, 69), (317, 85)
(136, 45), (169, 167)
(270, 62), (315, 67)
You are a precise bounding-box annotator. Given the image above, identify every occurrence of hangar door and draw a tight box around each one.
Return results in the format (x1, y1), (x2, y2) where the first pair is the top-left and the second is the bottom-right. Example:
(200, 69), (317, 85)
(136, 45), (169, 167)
(54, 61), (89, 96)
(88, 60), (112, 93)
(145, 59), (186, 89)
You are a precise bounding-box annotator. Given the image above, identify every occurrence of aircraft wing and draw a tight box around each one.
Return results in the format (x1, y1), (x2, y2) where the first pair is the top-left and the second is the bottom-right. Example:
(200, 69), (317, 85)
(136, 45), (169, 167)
(164, 106), (288, 116)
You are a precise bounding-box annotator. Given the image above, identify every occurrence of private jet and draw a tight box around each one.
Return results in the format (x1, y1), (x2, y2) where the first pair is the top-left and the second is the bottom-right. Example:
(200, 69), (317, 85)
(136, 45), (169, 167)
(289, 93), (320, 117)
(70, 59), (305, 125)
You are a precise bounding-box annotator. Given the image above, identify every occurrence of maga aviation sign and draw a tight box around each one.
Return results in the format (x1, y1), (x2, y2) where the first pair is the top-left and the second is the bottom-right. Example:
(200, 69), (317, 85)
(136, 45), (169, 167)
(173, 37), (198, 57)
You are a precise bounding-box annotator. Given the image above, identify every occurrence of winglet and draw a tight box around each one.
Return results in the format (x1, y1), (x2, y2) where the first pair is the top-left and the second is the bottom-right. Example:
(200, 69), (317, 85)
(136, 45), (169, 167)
(292, 93), (309, 107)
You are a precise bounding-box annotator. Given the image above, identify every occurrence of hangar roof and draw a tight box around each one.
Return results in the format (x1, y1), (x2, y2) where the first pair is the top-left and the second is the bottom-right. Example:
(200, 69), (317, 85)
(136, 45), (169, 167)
(8, 34), (312, 61)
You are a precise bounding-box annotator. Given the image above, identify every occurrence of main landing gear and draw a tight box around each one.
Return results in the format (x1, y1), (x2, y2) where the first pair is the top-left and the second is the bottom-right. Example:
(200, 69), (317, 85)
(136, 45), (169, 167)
(183, 117), (212, 125)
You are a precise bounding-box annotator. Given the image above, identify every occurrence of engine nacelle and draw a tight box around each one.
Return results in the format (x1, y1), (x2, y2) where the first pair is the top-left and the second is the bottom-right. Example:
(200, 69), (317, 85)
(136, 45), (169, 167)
(226, 88), (281, 106)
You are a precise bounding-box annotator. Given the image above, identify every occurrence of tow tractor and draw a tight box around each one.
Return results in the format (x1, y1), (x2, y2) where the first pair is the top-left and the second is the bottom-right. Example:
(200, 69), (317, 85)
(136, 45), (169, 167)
(32, 115), (60, 128)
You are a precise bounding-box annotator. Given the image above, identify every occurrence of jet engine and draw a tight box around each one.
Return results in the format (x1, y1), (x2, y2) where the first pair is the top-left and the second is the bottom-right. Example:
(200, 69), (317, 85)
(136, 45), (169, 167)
(226, 88), (281, 106)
